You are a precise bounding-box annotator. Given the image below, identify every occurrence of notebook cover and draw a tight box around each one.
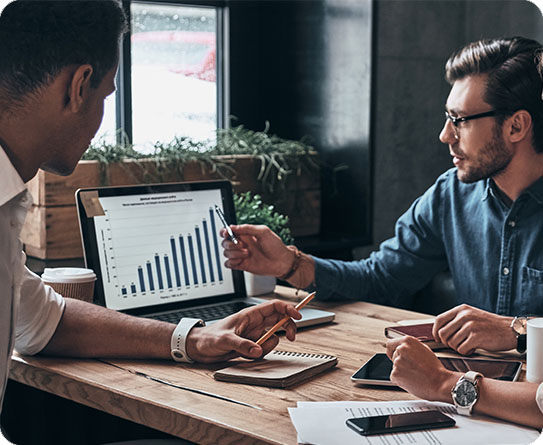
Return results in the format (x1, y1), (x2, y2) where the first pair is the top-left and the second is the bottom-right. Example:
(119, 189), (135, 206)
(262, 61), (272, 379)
(384, 323), (445, 349)
(213, 350), (338, 388)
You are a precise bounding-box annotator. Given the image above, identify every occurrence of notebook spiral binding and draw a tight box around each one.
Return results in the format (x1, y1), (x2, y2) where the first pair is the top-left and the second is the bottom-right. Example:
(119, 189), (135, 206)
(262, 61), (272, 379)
(273, 350), (336, 360)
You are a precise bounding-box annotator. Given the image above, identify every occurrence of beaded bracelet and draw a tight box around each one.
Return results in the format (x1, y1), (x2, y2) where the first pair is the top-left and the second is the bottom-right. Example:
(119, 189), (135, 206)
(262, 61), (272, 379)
(278, 245), (302, 281)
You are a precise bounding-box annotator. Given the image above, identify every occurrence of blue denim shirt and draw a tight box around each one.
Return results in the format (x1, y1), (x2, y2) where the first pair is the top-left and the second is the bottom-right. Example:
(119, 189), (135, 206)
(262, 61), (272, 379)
(314, 168), (543, 316)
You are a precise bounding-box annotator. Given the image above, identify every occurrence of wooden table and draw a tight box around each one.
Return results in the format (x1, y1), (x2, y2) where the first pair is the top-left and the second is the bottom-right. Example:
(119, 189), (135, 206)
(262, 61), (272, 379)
(7, 286), (499, 444)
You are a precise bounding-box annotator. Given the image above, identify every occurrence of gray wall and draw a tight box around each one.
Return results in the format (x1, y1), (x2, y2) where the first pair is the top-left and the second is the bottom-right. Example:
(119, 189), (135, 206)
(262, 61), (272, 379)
(354, 0), (543, 259)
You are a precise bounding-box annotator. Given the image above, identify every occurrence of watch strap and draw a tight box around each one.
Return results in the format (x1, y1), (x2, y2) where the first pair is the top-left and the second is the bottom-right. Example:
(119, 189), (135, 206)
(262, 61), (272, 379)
(517, 334), (527, 354)
(171, 318), (205, 363)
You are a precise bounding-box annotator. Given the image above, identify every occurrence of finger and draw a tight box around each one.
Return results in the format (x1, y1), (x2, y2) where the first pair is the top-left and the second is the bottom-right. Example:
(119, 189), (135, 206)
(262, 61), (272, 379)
(455, 333), (476, 356)
(283, 319), (297, 341)
(223, 332), (263, 358)
(433, 307), (461, 342)
(259, 335), (280, 357)
(229, 224), (271, 238)
(224, 259), (243, 269)
(386, 337), (404, 359)
(447, 326), (470, 351)
(223, 248), (249, 259)
(435, 316), (465, 347)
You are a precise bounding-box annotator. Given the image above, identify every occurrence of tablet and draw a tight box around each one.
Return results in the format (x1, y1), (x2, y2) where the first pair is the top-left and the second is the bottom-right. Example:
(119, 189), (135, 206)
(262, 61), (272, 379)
(351, 353), (522, 385)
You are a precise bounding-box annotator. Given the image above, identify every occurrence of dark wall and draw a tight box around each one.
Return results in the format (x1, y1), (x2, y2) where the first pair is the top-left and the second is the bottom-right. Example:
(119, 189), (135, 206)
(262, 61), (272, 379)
(355, 0), (543, 259)
(229, 0), (373, 258)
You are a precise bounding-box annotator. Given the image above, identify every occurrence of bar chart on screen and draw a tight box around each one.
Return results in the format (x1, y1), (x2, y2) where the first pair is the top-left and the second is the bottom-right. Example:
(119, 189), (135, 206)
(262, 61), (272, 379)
(92, 188), (235, 311)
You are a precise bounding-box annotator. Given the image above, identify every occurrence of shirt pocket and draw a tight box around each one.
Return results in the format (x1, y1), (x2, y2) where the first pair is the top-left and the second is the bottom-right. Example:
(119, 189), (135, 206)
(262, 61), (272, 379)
(521, 266), (543, 314)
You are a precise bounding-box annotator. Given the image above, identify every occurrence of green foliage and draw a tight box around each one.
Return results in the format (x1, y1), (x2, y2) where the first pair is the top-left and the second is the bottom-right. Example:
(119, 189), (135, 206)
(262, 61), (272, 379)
(82, 123), (317, 194)
(234, 192), (293, 245)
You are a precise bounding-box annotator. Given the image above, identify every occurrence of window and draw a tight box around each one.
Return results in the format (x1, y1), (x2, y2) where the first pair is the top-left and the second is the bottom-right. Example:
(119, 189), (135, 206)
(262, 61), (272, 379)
(96, 1), (226, 151)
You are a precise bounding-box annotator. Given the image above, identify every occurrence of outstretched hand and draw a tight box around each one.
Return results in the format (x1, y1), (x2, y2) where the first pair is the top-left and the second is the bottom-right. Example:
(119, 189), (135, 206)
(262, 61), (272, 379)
(185, 299), (301, 363)
(221, 224), (294, 277)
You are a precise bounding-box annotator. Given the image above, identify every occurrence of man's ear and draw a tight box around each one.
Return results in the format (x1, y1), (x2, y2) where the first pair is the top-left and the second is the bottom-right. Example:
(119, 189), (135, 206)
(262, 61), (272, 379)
(65, 64), (94, 112)
(506, 109), (532, 144)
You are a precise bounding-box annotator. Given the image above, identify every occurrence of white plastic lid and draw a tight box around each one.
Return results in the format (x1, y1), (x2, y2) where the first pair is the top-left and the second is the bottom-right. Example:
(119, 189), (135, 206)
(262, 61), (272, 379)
(41, 268), (97, 283)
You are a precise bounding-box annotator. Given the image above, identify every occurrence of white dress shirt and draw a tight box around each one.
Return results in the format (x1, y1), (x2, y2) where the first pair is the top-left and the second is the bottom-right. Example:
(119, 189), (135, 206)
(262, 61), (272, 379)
(0, 146), (65, 413)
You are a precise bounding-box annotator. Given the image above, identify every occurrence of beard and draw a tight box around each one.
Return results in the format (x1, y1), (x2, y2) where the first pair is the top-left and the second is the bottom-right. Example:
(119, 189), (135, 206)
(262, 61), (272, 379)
(456, 124), (513, 184)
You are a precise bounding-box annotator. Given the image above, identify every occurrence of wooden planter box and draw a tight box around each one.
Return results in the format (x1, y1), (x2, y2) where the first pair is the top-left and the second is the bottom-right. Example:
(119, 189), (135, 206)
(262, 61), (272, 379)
(21, 155), (320, 259)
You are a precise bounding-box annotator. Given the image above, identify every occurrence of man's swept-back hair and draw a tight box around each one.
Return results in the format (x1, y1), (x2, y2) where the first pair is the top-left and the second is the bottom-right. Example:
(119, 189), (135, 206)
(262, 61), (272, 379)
(0, 0), (127, 104)
(445, 37), (543, 153)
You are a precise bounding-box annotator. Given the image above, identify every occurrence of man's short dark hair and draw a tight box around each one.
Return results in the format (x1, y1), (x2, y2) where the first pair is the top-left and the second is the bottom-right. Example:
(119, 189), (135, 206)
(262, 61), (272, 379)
(445, 37), (543, 153)
(0, 0), (127, 105)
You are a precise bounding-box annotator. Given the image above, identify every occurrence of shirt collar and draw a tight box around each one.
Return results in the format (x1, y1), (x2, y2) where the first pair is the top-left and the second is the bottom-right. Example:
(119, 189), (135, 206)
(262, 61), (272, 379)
(524, 176), (543, 205)
(481, 176), (543, 205)
(0, 145), (27, 206)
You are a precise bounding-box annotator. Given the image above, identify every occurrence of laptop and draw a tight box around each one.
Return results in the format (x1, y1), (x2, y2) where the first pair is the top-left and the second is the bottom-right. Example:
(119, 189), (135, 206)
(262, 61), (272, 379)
(75, 180), (334, 327)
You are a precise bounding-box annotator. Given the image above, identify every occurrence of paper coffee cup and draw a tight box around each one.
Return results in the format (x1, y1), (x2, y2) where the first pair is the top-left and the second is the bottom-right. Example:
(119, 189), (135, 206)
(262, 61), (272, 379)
(527, 318), (543, 383)
(42, 268), (97, 303)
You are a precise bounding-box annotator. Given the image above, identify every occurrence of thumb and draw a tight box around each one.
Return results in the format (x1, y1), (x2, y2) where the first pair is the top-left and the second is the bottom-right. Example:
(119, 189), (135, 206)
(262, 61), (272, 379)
(224, 333), (263, 358)
(231, 224), (270, 238)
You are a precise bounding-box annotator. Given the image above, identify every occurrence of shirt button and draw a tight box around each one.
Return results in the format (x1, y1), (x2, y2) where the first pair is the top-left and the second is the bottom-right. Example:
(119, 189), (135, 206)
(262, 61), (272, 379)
(508, 221), (516, 227)
(10, 221), (16, 227)
(503, 267), (510, 276)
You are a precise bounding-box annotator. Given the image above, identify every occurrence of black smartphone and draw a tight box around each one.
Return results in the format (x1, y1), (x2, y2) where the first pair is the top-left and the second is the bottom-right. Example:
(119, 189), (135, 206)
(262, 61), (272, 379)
(345, 410), (456, 436)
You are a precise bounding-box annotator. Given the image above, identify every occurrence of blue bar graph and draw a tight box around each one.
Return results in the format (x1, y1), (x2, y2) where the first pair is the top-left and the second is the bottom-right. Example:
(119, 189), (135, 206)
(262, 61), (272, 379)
(170, 237), (181, 287)
(146, 261), (155, 291)
(195, 227), (207, 284)
(209, 207), (223, 281)
(155, 254), (164, 290)
(179, 236), (190, 286)
(164, 255), (172, 289)
(138, 266), (145, 292)
(120, 214), (228, 296)
(187, 234), (198, 285)
(202, 219), (215, 282)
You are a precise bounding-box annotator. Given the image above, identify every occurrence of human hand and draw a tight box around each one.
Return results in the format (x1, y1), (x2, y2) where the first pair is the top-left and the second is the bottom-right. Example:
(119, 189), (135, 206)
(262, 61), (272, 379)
(432, 304), (515, 355)
(185, 300), (301, 363)
(221, 224), (294, 277)
(386, 336), (458, 402)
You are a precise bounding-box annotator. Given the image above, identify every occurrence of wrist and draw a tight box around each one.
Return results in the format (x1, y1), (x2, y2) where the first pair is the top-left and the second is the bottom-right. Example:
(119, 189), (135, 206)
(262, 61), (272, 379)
(288, 252), (315, 289)
(171, 318), (205, 363)
(437, 370), (461, 403)
(277, 245), (301, 280)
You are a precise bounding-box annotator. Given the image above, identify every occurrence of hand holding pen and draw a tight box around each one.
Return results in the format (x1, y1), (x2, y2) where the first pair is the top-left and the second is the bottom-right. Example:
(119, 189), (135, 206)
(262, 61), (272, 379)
(215, 205), (239, 245)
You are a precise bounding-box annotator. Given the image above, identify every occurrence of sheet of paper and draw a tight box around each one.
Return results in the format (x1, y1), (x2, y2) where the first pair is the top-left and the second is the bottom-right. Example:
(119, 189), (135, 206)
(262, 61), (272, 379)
(289, 400), (541, 445)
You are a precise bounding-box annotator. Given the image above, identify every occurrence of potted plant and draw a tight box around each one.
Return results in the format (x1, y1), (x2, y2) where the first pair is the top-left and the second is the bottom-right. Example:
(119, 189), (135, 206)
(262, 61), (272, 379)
(234, 191), (293, 296)
(22, 123), (320, 260)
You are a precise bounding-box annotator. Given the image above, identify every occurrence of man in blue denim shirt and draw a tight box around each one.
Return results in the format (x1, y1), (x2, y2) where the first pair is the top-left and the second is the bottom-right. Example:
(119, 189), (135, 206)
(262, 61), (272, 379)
(222, 37), (543, 356)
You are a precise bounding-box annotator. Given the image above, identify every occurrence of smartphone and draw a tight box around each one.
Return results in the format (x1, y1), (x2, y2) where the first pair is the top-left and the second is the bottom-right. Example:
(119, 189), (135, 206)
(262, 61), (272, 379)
(351, 353), (522, 385)
(346, 410), (456, 436)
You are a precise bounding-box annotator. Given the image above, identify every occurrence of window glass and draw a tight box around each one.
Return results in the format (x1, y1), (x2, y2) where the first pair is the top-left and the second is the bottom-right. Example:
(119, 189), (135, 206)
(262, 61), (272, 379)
(131, 2), (217, 151)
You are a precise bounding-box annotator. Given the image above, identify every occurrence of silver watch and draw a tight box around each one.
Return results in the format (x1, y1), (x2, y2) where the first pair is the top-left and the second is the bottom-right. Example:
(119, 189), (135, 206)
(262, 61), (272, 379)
(451, 371), (483, 416)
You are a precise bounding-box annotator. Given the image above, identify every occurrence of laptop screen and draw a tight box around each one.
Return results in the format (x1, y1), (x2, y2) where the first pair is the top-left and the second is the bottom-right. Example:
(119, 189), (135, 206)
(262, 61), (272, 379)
(76, 181), (245, 315)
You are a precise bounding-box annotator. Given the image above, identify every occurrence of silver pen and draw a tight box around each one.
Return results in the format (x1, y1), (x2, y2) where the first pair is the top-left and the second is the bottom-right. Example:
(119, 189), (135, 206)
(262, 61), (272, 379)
(214, 205), (239, 245)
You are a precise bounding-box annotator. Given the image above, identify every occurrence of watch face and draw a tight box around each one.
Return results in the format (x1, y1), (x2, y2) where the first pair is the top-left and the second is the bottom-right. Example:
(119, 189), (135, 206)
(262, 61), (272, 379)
(454, 380), (477, 407)
(513, 317), (528, 335)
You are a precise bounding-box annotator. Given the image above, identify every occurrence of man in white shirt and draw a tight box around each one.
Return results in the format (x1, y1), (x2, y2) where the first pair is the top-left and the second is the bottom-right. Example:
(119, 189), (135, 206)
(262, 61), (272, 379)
(0, 1), (301, 440)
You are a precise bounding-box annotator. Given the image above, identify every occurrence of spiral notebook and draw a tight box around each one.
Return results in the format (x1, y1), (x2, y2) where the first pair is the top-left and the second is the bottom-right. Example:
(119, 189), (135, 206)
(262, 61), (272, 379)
(213, 351), (338, 388)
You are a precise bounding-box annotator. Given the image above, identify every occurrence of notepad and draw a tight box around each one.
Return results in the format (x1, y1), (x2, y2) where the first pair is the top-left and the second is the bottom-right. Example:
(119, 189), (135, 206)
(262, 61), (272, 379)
(213, 350), (338, 388)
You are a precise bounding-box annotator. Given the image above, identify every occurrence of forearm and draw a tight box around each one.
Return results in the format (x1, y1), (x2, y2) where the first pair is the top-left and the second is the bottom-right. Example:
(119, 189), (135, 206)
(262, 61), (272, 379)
(435, 373), (542, 429)
(41, 298), (174, 359)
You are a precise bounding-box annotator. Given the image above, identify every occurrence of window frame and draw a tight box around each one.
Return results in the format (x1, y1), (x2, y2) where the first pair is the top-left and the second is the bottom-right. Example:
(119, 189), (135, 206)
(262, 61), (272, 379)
(115, 0), (228, 145)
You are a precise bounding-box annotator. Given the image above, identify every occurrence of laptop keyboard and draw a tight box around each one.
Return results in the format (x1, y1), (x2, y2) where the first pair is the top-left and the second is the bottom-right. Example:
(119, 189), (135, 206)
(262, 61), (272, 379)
(146, 301), (256, 324)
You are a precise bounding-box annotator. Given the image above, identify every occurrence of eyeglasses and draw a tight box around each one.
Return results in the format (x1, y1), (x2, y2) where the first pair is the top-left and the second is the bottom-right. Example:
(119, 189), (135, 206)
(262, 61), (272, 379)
(444, 110), (504, 140)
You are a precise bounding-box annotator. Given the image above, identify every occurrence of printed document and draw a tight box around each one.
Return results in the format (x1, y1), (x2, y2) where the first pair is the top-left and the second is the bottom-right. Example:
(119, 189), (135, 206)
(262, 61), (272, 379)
(289, 400), (541, 445)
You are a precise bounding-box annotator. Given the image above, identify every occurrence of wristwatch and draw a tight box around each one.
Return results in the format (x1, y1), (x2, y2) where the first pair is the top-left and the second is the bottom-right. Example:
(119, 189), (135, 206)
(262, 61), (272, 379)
(170, 318), (205, 363)
(510, 316), (528, 354)
(451, 371), (483, 416)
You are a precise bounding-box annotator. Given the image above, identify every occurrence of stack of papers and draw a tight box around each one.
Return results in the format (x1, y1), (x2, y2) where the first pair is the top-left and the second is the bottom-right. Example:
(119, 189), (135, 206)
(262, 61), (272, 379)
(288, 400), (541, 445)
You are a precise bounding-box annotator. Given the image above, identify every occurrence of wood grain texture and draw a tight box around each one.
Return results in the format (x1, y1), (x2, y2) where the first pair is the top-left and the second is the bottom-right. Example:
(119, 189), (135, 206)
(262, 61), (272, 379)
(9, 287), (445, 444)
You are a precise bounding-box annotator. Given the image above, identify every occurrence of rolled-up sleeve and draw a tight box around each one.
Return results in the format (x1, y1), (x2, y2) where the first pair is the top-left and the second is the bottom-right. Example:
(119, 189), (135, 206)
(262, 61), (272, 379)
(14, 266), (65, 355)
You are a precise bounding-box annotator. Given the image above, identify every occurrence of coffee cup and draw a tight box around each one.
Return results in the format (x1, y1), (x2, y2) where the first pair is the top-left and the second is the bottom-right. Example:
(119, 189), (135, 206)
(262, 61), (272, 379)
(527, 318), (543, 383)
(41, 268), (97, 303)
